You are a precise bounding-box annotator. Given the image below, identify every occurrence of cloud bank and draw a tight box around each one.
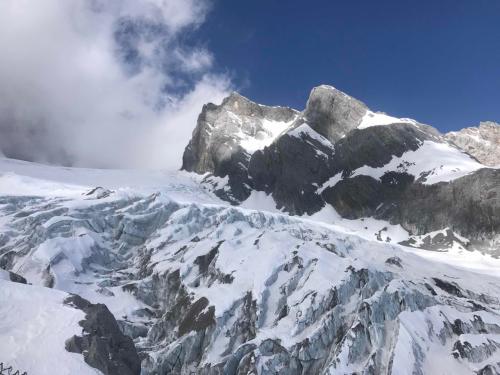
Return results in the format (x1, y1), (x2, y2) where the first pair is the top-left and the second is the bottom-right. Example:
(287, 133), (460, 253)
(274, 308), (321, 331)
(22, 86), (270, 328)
(0, 0), (231, 169)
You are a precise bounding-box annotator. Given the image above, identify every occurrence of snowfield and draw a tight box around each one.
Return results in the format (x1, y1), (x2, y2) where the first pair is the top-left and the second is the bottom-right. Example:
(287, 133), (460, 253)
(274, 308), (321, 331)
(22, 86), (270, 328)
(350, 140), (485, 184)
(358, 110), (418, 129)
(0, 157), (499, 374)
(0, 281), (100, 375)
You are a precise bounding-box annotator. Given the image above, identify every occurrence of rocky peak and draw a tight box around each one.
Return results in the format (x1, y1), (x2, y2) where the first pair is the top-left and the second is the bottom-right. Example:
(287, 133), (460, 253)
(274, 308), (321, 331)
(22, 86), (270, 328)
(220, 91), (298, 122)
(182, 92), (298, 176)
(445, 121), (500, 166)
(300, 85), (368, 143)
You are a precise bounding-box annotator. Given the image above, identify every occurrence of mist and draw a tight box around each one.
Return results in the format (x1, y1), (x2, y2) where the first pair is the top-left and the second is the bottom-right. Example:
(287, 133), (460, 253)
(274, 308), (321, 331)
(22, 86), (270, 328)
(0, 0), (231, 169)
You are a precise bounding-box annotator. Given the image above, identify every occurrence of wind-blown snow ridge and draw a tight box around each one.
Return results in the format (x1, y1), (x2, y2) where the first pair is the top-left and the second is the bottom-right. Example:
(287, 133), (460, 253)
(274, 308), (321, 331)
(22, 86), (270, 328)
(358, 110), (418, 129)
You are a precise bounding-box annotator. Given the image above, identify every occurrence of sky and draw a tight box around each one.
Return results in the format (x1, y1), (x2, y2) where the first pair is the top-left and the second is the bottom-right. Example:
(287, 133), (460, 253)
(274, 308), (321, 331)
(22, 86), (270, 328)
(0, 0), (498, 168)
(203, 0), (500, 131)
(0, 0), (231, 168)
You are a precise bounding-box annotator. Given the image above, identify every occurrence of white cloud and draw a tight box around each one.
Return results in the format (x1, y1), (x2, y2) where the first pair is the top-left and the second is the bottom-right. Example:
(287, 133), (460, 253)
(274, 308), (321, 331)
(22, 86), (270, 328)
(0, 0), (231, 169)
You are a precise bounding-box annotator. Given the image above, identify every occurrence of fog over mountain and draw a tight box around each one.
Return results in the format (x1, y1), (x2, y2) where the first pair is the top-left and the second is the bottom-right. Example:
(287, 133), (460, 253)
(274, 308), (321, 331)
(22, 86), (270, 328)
(0, 0), (230, 168)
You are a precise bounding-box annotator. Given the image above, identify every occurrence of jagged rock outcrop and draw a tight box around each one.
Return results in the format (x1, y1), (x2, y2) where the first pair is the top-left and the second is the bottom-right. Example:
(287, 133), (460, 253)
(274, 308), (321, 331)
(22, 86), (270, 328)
(299, 84), (368, 142)
(65, 294), (141, 375)
(0, 268), (27, 284)
(446, 121), (500, 166)
(182, 92), (298, 202)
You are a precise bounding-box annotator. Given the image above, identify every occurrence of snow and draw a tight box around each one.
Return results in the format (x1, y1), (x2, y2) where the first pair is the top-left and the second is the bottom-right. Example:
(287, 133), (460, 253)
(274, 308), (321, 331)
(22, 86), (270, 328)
(395, 306), (500, 375)
(0, 280), (100, 375)
(0, 269), (10, 281)
(287, 123), (334, 148)
(317, 172), (343, 193)
(351, 140), (485, 184)
(0, 157), (220, 204)
(1, 156), (500, 373)
(307, 204), (410, 244)
(240, 190), (280, 212)
(358, 110), (418, 129)
(33, 237), (94, 272)
(238, 118), (296, 153)
(401, 242), (500, 278)
(405, 228), (469, 251)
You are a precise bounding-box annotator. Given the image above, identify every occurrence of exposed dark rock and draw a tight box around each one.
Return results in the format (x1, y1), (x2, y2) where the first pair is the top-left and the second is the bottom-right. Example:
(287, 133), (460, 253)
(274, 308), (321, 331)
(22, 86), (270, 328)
(323, 168), (500, 240)
(117, 320), (148, 339)
(249, 125), (334, 214)
(178, 297), (215, 337)
(385, 256), (403, 268)
(383, 168), (500, 238)
(194, 241), (223, 274)
(250, 123), (433, 215)
(432, 278), (465, 298)
(64, 294), (141, 375)
(401, 228), (469, 251)
(7, 270), (27, 284)
(180, 86), (499, 247)
(477, 364), (500, 375)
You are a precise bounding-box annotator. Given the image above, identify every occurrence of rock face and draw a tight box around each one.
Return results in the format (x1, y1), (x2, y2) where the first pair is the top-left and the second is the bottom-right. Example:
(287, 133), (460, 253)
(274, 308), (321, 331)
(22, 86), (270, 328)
(249, 123), (439, 215)
(323, 168), (500, 242)
(182, 92), (298, 202)
(65, 294), (141, 375)
(182, 85), (498, 248)
(300, 84), (368, 142)
(446, 121), (500, 166)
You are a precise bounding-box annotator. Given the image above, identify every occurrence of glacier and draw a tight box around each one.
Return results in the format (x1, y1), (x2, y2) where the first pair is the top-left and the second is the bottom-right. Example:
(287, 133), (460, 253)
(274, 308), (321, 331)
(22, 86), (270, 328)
(1, 156), (500, 374)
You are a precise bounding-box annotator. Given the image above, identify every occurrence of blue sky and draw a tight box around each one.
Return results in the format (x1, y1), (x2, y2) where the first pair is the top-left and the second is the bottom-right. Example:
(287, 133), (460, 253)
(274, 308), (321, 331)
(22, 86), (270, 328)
(201, 0), (500, 132)
(0, 0), (497, 168)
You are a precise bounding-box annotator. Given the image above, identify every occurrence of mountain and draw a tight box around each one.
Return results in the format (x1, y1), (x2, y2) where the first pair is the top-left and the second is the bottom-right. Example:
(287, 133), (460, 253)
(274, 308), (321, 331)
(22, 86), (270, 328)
(183, 85), (499, 254)
(0, 85), (499, 375)
(445, 121), (500, 167)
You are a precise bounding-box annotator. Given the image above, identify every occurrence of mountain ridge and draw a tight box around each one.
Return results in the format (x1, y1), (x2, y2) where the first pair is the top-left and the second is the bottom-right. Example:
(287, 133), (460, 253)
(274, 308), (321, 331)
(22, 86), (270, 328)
(182, 85), (499, 254)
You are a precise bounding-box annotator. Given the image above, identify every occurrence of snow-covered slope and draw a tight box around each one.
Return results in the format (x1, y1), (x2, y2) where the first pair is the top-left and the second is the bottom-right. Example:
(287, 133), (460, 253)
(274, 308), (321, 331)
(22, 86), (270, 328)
(348, 140), (484, 185)
(1, 157), (500, 374)
(358, 110), (418, 129)
(0, 281), (100, 375)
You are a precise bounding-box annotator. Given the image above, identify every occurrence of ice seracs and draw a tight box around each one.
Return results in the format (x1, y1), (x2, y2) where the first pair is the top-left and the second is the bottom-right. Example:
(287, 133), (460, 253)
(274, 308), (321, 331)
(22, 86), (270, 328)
(1, 158), (500, 374)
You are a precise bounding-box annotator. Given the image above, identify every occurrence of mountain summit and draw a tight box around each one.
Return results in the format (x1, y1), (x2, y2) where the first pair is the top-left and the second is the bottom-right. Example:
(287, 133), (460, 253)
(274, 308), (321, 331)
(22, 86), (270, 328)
(183, 85), (499, 254)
